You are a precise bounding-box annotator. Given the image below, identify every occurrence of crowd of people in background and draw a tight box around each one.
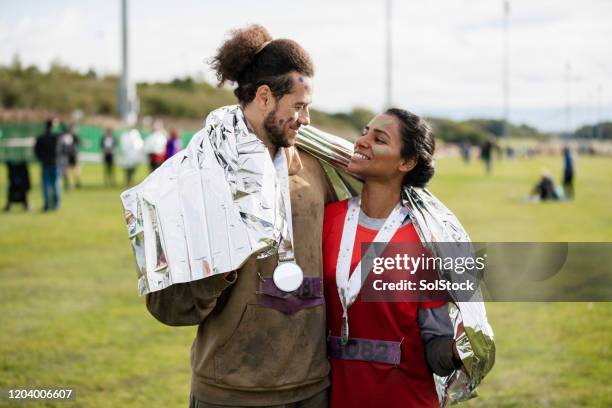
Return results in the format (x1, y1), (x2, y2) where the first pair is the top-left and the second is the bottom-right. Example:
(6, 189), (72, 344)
(3, 118), (184, 212)
(1, 117), (580, 212)
(455, 138), (577, 202)
(115, 123), (182, 187)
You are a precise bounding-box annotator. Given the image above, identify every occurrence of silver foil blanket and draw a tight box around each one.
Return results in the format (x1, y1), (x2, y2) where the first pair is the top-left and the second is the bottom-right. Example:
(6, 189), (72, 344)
(296, 126), (496, 407)
(120, 105), (285, 295)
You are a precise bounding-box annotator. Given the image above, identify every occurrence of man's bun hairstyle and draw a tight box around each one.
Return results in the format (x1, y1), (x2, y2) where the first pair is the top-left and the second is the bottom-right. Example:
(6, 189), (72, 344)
(211, 24), (314, 104)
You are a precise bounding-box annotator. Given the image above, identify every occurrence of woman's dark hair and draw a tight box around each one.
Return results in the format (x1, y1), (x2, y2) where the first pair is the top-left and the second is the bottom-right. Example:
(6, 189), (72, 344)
(210, 25), (314, 105)
(385, 108), (435, 188)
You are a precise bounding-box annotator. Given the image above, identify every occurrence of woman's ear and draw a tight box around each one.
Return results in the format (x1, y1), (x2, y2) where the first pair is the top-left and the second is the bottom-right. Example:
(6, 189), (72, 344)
(399, 158), (417, 175)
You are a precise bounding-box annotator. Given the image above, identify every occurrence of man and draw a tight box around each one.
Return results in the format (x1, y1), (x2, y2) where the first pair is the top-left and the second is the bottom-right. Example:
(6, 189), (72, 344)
(562, 145), (574, 199)
(34, 119), (61, 211)
(145, 25), (335, 407)
(480, 138), (493, 175)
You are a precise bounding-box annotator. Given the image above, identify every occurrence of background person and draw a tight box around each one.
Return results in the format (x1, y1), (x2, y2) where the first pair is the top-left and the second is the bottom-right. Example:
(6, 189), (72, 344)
(144, 120), (167, 172)
(530, 169), (560, 201)
(58, 123), (82, 190)
(4, 161), (31, 211)
(164, 128), (182, 160)
(480, 138), (493, 175)
(119, 129), (144, 187)
(34, 119), (61, 211)
(562, 145), (575, 200)
(101, 127), (116, 186)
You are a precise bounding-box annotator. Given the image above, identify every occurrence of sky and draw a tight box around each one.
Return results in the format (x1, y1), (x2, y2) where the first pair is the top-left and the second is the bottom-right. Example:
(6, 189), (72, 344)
(1, 0), (611, 132)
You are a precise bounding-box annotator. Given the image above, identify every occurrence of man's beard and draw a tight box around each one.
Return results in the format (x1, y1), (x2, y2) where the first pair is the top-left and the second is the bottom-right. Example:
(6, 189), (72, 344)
(263, 107), (291, 148)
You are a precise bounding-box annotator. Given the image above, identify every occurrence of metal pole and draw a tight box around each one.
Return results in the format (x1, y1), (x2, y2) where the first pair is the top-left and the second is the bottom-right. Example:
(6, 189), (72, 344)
(565, 62), (572, 136)
(502, 0), (510, 139)
(385, 0), (392, 109)
(119, 0), (128, 123)
(588, 90), (595, 138)
(119, 0), (137, 126)
(596, 84), (603, 139)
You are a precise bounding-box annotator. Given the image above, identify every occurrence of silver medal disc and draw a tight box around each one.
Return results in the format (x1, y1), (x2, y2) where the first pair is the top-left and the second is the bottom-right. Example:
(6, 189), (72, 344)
(273, 262), (304, 292)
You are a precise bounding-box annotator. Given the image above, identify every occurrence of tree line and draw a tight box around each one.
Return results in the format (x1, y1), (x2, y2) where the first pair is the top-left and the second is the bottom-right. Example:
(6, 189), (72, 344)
(4, 58), (601, 143)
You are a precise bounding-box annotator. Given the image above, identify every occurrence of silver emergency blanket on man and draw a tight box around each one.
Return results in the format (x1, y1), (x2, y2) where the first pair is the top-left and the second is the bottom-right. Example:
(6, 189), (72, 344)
(296, 127), (496, 407)
(120, 105), (287, 296)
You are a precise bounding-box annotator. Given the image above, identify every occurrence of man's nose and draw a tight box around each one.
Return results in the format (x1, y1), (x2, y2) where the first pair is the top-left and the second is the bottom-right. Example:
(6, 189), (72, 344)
(297, 110), (310, 126)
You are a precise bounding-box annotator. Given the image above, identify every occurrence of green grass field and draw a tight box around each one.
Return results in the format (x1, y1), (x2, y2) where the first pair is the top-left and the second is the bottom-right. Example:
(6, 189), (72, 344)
(0, 155), (610, 407)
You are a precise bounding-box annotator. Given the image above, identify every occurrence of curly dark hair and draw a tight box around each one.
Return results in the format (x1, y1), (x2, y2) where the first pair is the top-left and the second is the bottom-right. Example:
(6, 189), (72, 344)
(210, 24), (314, 105)
(385, 108), (436, 188)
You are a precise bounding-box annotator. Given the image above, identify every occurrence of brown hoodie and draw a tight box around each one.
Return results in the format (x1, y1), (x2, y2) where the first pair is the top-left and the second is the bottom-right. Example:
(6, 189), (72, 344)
(146, 148), (336, 406)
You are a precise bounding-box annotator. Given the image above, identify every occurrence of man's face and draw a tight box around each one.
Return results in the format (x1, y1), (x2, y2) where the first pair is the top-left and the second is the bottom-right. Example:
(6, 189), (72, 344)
(263, 72), (313, 148)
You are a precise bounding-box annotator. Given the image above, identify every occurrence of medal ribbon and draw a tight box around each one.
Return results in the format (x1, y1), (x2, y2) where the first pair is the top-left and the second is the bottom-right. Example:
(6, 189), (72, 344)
(273, 148), (296, 263)
(336, 197), (409, 344)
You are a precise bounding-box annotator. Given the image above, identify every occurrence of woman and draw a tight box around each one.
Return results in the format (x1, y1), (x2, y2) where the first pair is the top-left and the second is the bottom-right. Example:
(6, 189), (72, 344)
(323, 108), (462, 407)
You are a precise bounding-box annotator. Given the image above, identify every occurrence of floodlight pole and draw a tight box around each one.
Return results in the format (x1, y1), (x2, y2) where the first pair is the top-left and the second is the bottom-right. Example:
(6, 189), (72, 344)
(596, 84), (603, 139)
(119, 0), (137, 126)
(385, 0), (392, 109)
(502, 0), (510, 139)
(565, 62), (572, 136)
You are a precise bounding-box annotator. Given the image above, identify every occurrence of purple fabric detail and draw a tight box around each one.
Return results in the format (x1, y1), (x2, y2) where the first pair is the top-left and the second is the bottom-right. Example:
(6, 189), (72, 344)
(328, 336), (401, 365)
(258, 277), (324, 314)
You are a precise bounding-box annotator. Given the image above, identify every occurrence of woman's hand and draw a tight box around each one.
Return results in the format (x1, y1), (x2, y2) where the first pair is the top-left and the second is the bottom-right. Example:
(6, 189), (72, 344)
(452, 340), (463, 368)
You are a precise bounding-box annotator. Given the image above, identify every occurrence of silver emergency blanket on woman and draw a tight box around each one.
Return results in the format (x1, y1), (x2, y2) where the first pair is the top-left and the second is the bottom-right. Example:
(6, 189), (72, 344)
(295, 127), (496, 407)
(120, 105), (287, 295)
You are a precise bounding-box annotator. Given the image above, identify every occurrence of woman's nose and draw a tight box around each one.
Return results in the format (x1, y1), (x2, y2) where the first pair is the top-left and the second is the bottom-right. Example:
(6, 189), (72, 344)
(355, 135), (371, 149)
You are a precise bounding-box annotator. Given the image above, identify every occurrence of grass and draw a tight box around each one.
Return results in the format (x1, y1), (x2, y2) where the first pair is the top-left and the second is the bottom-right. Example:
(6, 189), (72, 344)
(0, 155), (610, 407)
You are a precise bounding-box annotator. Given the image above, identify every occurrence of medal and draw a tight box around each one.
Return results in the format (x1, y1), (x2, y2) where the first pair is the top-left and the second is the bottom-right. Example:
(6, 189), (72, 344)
(273, 261), (304, 292)
(340, 315), (349, 345)
(336, 197), (409, 345)
(272, 148), (304, 291)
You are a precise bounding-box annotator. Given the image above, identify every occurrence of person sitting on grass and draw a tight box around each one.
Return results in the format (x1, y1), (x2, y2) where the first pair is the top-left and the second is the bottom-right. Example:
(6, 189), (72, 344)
(529, 169), (561, 202)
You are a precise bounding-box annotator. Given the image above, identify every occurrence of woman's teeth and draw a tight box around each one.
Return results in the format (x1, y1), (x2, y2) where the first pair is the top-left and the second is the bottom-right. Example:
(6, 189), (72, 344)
(354, 152), (370, 160)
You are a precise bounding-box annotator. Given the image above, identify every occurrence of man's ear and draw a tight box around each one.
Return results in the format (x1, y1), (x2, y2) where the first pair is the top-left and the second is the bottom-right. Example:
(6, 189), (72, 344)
(399, 158), (417, 174)
(254, 84), (274, 109)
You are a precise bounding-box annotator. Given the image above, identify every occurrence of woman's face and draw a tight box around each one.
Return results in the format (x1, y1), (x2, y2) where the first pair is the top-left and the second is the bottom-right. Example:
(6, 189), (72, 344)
(347, 113), (414, 181)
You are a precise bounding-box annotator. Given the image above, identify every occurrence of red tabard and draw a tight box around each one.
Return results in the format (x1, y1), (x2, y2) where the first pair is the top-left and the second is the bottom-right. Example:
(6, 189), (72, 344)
(323, 200), (443, 408)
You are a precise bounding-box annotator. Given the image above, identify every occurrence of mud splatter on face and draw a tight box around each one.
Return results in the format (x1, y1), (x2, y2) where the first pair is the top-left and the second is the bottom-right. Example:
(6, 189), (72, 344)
(278, 118), (285, 126)
(372, 146), (388, 156)
(368, 118), (394, 129)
